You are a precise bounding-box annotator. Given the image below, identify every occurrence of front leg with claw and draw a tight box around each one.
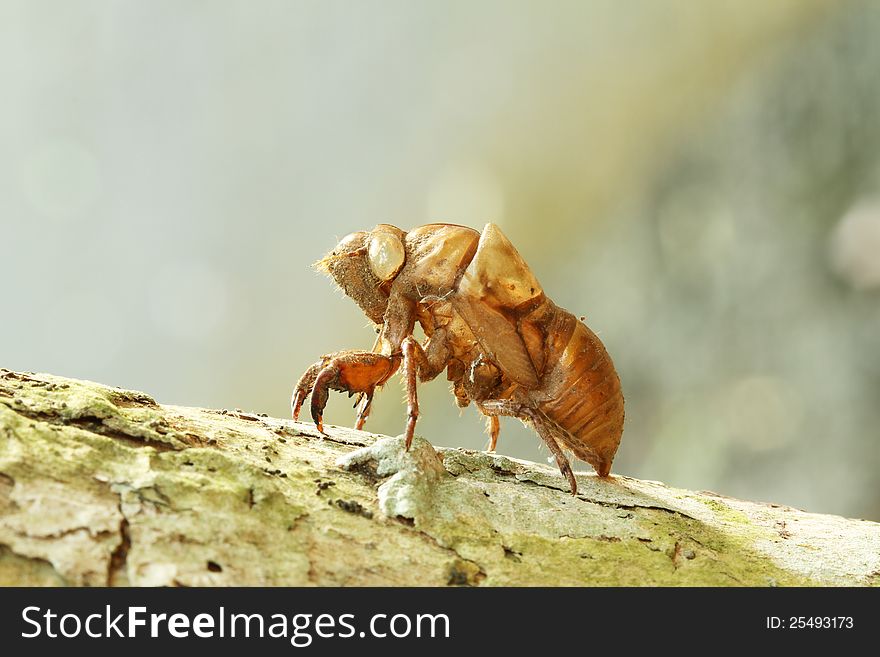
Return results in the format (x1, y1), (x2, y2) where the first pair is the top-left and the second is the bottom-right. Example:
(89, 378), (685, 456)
(291, 350), (401, 434)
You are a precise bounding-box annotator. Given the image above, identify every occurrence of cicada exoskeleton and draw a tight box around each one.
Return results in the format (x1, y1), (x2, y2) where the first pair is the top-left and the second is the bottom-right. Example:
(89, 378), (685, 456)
(291, 223), (624, 494)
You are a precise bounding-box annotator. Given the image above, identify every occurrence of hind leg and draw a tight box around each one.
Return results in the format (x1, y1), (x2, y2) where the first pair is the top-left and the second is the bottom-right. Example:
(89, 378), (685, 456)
(527, 413), (577, 495)
(478, 400), (577, 495)
(483, 415), (500, 452)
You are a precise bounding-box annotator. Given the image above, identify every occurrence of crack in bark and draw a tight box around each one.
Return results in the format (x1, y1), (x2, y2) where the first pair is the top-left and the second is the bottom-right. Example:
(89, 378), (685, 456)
(510, 473), (699, 520)
(405, 525), (487, 586)
(70, 417), (179, 451)
(136, 484), (175, 509)
(468, 451), (671, 511)
(4, 403), (180, 452)
(317, 433), (371, 447)
(107, 507), (132, 586)
(475, 457), (700, 519)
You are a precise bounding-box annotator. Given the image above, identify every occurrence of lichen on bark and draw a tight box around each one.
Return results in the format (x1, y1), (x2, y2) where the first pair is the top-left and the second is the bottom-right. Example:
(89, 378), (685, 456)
(1, 368), (878, 586)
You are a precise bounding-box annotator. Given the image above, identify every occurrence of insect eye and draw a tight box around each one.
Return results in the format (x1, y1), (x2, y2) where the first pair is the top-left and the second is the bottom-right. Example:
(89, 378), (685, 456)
(367, 233), (405, 281)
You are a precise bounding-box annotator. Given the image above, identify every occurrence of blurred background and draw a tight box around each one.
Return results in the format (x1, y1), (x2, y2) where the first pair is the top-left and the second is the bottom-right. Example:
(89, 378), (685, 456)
(2, 0), (879, 521)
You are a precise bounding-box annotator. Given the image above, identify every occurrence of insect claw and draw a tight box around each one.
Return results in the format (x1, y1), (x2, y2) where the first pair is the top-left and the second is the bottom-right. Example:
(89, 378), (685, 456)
(291, 391), (304, 421)
(404, 418), (416, 450)
(353, 391), (374, 431)
(293, 359), (328, 422)
(561, 463), (577, 496)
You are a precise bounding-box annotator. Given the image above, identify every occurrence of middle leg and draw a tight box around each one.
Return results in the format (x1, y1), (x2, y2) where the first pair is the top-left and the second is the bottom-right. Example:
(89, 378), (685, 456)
(400, 329), (451, 449)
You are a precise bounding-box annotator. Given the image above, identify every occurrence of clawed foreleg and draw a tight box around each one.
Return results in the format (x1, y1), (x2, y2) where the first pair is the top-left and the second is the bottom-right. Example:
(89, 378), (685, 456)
(291, 350), (400, 434)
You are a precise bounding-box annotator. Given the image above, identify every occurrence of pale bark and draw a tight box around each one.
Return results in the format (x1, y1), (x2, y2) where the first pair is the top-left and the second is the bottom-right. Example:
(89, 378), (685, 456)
(0, 368), (877, 586)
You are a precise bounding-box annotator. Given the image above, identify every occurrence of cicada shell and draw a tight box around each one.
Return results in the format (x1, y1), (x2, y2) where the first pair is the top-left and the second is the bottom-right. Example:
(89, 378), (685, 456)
(292, 222), (624, 494)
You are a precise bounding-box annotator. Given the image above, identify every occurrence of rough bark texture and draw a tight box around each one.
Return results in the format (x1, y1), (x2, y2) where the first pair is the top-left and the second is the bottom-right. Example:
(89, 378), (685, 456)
(0, 368), (877, 587)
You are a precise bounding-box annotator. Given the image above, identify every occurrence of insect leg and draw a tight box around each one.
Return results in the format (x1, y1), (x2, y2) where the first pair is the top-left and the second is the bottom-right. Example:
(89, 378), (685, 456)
(291, 359), (328, 421)
(475, 400), (510, 452)
(486, 416), (500, 452)
(401, 337), (420, 450)
(526, 410), (578, 496)
(414, 326), (451, 382)
(399, 329), (451, 448)
(354, 392), (373, 430)
(351, 332), (383, 430)
(310, 364), (336, 434)
(478, 400), (578, 495)
(296, 350), (400, 434)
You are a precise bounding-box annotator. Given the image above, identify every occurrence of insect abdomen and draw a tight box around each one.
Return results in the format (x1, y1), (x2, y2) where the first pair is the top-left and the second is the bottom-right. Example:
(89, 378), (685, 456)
(537, 313), (624, 477)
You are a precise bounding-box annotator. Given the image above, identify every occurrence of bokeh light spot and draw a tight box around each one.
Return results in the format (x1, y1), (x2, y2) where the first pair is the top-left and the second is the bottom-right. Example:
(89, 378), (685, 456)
(829, 198), (880, 290)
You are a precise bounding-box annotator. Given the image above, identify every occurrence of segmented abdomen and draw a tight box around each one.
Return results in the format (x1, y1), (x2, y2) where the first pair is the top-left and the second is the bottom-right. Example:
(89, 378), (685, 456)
(537, 311), (624, 476)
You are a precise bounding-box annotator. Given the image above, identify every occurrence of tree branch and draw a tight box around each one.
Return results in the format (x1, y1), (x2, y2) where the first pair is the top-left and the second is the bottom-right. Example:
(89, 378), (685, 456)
(0, 368), (877, 586)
